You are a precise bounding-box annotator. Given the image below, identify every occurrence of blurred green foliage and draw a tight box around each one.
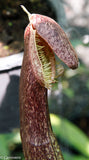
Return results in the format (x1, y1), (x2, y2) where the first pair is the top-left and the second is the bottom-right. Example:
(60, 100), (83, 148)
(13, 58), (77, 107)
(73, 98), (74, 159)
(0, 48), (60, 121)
(50, 114), (89, 159)
(0, 114), (89, 160)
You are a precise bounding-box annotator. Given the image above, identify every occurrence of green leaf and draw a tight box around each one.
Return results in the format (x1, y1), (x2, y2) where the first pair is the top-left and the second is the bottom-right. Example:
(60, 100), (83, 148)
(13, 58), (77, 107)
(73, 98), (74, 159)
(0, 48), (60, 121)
(0, 131), (21, 157)
(0, 134), (10, 156)
(63, 152), (89, 160)
(50, 114), (89, 157)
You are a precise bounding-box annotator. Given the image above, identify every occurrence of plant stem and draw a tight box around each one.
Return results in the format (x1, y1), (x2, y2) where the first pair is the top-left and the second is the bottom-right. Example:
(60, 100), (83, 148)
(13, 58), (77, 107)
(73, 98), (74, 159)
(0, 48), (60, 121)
(19, 26), (64, 160)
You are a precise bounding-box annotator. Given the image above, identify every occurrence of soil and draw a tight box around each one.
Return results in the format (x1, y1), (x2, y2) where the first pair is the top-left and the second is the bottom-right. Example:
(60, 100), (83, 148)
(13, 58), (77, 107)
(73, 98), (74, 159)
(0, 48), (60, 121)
(0, 0), (56, 57)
